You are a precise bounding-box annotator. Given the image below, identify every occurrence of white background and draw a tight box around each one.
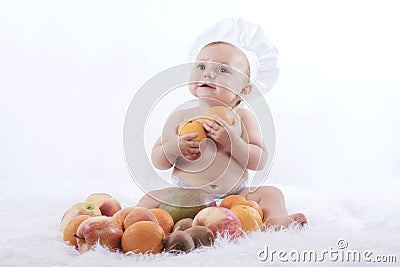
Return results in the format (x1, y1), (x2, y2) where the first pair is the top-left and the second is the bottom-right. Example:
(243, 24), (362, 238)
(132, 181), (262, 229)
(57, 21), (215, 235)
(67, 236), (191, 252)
(1, 0), (399, 193)
(1, 1), (399, 266)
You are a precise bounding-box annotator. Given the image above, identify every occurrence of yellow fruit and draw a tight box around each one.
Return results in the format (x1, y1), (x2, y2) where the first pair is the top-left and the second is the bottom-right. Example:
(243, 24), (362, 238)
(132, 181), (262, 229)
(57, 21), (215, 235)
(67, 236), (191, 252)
(178, 120), (207, 141)
(203, 106), (234, 126)
(220, 195), (246, 209)
(123, 207), (158, 230)
(231, 199), (264, 220)
(121, 221), (165, 254)
(230, 205), (263, 233)
(150, 208), (174, 234)
(63, 215), (91, 247)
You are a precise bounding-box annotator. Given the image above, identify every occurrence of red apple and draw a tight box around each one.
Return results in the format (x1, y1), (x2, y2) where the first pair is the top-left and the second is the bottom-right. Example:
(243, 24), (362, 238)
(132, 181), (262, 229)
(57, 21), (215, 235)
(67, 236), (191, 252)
(60, 202), (101, 231)
(85, 193), (121, 217)
(75, 216), (123, 252)
(192, 207), (242, 239)
(63, 215), (91, 247)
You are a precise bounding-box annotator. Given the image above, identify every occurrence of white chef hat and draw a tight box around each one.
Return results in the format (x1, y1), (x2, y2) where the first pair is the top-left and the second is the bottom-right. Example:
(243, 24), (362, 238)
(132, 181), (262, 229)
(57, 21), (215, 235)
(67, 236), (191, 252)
(189, 17), (279, 94)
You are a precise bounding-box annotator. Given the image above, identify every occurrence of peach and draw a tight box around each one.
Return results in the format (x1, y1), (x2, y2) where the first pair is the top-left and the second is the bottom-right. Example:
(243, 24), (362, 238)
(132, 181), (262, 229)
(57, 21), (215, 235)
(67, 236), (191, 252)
(112, 207), (135, 230)
(123, 207), (158, 230)
(193, 206), (242, 239)
(86, 193), (112, 202)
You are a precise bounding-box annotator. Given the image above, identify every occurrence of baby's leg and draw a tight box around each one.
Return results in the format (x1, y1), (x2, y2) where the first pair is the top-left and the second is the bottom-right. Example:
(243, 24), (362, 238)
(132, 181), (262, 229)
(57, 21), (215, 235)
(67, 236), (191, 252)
(239, 186), (307, 230)
(136, 187), (180, 209)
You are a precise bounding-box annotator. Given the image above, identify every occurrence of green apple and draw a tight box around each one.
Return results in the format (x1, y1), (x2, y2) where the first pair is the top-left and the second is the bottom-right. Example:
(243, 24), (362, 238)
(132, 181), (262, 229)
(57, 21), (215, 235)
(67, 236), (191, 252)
(60, 202), (101, 231)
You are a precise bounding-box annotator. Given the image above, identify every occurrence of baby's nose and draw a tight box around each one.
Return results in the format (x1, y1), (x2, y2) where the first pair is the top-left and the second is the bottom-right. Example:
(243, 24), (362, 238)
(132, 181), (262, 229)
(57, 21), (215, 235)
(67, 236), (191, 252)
(203, 70), (216, 79)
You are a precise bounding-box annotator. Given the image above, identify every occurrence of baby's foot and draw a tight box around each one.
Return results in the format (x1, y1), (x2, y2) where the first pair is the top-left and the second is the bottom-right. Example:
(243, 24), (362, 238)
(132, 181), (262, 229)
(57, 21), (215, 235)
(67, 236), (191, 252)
(263, 213), (307, 231)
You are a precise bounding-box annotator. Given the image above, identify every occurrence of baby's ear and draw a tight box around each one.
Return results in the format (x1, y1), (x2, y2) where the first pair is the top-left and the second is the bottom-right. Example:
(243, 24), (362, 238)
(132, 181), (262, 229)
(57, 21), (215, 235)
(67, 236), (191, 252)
(241, 83), (252, 96)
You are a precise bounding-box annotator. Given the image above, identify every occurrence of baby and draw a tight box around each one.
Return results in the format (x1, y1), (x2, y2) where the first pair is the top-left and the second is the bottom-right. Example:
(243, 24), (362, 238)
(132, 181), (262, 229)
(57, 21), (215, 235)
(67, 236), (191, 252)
(136, 40), (307, 229)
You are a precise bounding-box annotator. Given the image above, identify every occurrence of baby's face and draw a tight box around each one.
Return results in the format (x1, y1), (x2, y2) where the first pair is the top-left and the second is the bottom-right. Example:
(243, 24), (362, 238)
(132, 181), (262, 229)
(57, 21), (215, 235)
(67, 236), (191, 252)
(189, 43), (250, 106)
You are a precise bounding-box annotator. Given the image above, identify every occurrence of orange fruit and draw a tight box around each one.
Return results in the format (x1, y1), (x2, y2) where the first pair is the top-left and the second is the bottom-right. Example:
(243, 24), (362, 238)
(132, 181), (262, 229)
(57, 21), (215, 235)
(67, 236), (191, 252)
(178, 120), (207, 141)
(220, 195), (246, 209)
(150, 208), (174, 234)
(202, 106), (234, 126)
(123, 207), (158, 230)
(232, 199), (264, 219)
(63, 215), (91, 247)
(121, 221), (165, 254)
(230, 205), (262, 233)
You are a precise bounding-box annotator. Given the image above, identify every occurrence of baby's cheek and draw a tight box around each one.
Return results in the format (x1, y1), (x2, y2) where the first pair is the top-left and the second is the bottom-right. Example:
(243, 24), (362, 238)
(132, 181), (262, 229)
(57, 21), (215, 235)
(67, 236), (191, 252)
(219, 79), (241, 94)
(220, 86), (239, 99)
(189, 69), (202, 82)
(188, 83), (197, 94)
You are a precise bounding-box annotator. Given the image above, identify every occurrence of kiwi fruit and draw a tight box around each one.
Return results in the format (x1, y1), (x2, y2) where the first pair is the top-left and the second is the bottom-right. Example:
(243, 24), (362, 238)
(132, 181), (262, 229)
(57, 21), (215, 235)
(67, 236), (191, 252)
(164, 230), (195, 253)
(184, 226), (215, 248)
(172, 218), (193, 232)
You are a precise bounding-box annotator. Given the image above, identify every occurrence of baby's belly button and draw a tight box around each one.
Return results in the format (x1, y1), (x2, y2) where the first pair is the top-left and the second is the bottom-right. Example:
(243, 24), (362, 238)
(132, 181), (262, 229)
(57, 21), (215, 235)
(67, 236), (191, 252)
(209, 184), (218, 190)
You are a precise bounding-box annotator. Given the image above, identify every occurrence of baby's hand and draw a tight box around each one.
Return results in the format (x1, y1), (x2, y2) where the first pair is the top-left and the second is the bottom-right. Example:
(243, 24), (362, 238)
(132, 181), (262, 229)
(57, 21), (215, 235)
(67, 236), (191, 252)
(178, 133), (201, 160)
(203, 115), (239, 152)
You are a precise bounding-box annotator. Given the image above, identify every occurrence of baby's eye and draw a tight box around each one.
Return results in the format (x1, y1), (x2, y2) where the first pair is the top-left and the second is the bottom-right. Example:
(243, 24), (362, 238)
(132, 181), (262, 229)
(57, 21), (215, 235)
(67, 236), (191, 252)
(217, 65), (229, 73)
(197, 64), (206, 70)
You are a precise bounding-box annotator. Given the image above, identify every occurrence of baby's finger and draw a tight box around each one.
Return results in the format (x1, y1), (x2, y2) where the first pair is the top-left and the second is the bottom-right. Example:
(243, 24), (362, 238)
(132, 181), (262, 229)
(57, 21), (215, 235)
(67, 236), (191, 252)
(185, 153), (198, 160)
(181, 132), (199, 140)
(187, 147), (200, 154)
(204, 120), (220, 131)
(187, 141), (200, 148)
(203, 123), (212, 132)
(205, 119), (218, 128)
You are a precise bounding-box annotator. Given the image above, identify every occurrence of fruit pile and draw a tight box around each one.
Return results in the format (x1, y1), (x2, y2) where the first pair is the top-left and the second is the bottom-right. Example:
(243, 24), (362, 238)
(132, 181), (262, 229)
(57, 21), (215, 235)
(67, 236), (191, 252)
(61, 190), (264, 254)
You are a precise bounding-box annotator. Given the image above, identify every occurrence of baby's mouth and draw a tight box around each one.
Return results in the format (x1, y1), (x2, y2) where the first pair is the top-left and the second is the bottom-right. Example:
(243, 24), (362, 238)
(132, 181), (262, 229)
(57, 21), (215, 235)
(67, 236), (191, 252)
(198, 83), (216, 89)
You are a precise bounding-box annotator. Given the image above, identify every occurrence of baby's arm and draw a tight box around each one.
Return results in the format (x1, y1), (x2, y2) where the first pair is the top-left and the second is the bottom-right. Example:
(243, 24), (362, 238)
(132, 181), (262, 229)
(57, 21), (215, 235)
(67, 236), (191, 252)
(151, 137), (177, 170)
(203, 108), (267, 171)
(233, 108), (268, 170)
(151, 110), (201, 170)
